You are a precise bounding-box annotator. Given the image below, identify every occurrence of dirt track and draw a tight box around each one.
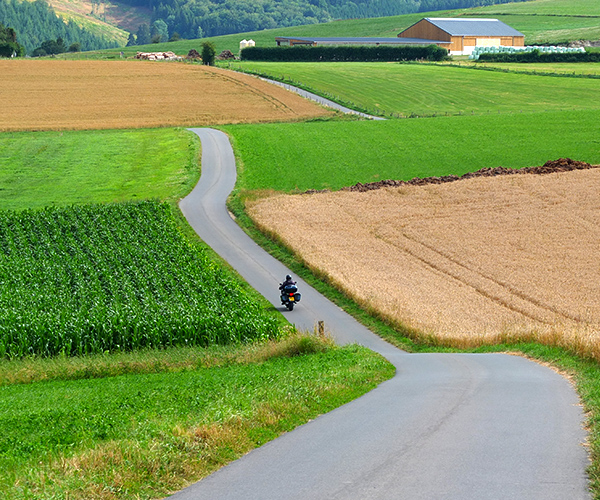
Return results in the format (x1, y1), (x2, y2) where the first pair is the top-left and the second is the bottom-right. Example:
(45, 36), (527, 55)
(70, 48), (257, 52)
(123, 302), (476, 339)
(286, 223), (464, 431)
(250, 160), (600, 358)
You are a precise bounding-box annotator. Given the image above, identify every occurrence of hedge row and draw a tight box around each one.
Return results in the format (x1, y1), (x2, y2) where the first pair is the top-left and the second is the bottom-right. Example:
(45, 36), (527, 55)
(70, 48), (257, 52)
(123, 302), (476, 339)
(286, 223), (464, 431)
(478, 50), (600, 63)
(241, 45), (448, 62)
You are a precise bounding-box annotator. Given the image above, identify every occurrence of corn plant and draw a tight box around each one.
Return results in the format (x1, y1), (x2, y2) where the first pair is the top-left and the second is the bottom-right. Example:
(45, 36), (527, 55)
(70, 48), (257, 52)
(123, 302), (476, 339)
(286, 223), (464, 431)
(0, 201), (279, 358)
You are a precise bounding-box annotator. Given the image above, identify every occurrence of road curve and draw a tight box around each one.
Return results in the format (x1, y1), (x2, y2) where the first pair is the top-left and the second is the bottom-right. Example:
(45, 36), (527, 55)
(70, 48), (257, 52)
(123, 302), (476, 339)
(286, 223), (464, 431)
(173, 128), (590, 500)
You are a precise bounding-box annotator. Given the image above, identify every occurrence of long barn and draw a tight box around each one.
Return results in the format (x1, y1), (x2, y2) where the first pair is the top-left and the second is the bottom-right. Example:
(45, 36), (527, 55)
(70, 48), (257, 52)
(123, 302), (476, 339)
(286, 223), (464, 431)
(398, 18), (525, 55)
(274, 36), (450, 48)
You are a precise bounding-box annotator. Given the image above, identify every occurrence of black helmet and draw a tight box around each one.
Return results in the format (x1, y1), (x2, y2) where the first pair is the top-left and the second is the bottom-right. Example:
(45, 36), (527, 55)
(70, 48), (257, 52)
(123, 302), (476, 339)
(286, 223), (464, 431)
(286, 275), (292, 280)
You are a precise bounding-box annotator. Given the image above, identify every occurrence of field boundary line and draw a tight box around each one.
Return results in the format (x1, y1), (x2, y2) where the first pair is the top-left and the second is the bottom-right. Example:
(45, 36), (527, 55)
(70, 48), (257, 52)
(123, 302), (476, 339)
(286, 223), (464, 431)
(401, 231), (586, 324)
(375, 227), (573, 325)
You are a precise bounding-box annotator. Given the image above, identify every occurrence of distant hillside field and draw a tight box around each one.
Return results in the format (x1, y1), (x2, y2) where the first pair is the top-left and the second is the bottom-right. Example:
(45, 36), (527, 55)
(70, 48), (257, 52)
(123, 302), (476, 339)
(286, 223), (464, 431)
(466, 13), (600, 44)
(86, 0), (526, 41)
(473, 0), (600, 16)
(0, 60), (331, 131)
(16, 0), (147, 48)
(65, 11), (442, 58)
(46, 0), (151, 33)
(54, 0), (600, 59)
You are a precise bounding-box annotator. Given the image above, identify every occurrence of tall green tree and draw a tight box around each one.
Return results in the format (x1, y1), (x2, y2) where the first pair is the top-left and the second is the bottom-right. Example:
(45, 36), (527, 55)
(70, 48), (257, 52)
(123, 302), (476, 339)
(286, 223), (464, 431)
(201, 40), (215, 65)
(32, 37), (67, 56)
(151, 19), (168, 43)
(126, 31), (136, 46)
(135, 23), (151, 45)
(0, 21), (24, 57)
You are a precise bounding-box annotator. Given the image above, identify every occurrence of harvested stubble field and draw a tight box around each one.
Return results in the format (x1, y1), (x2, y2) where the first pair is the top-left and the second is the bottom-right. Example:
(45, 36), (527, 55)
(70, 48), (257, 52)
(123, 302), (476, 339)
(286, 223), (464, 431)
(0, 60), (330, 131)
(249, 164), (600, 359)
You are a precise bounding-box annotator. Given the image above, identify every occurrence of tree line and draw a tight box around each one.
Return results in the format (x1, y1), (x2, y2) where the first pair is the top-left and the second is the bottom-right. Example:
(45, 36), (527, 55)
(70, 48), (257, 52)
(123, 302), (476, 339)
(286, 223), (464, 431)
(0, 0), (118, 55)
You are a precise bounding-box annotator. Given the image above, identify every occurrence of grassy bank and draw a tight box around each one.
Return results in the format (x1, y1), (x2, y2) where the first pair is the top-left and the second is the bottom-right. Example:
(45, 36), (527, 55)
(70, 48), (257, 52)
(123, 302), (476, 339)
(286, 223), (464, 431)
(223, 109), (600, 193)
(0, 128), (199, 211)
(445, 60), (600, 77)
(0, 335), (394, 499)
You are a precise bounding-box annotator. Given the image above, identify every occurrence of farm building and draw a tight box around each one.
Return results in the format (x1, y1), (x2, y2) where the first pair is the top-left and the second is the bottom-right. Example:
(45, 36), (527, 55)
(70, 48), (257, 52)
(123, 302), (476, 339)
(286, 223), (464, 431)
(275, 36), (450, 48)
(398, 18), (524, 55)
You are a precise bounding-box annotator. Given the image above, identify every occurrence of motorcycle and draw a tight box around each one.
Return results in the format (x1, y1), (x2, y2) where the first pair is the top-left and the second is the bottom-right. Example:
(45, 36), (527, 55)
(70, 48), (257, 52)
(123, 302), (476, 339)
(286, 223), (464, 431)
(280, 283), (301, 311)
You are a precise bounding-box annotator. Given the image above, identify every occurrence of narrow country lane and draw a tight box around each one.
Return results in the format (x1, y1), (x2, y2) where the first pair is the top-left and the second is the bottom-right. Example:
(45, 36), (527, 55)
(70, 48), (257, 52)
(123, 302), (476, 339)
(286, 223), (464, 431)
(172, 128), (590, 500)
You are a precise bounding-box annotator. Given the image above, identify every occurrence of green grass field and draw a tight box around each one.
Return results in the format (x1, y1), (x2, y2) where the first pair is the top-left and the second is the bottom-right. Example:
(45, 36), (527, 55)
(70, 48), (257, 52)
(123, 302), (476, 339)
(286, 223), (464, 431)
(224, 109), (600, 192)
(474, 0), (600, 16)
(0, 339), (393, 499)
(225, 61), (600, 118)
(0, 125), (396, 498)
(0, 128), (199, 211)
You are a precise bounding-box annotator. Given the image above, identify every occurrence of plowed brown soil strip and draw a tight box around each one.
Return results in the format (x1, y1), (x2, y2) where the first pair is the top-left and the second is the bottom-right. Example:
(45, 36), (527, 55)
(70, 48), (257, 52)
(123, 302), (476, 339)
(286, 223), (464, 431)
(0, 60), (331, 131)
(249, 168), (600, 358)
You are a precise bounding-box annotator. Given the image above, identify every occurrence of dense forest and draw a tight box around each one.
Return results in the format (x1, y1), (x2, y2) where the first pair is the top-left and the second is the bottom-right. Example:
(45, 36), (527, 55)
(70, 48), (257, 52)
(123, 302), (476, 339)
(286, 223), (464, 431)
(139, 0), (528, 40)
(0, 0), (118, 54)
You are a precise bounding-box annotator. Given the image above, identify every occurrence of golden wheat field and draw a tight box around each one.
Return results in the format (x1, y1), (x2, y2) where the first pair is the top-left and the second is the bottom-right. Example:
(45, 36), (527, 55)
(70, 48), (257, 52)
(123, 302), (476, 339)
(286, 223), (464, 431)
(249, 168), (600, 358)
(0, 60), (331, 131)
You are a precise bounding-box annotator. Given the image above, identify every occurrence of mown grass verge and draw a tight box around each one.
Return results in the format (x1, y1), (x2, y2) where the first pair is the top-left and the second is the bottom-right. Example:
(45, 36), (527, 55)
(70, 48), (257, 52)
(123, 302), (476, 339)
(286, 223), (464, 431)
(440, 60), (600, 77)
(0, 334), (394, 500)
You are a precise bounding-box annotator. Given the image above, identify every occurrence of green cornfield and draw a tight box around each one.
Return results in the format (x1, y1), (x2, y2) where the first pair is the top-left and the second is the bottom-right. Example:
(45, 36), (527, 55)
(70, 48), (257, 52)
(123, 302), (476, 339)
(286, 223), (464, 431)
(0, 201), (279, 358)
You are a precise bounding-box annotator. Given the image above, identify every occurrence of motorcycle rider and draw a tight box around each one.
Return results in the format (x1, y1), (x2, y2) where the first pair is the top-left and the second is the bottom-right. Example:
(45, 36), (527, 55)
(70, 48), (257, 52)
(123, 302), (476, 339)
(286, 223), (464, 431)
(279, 274), (296, 291)
(279, 274), (301, 310)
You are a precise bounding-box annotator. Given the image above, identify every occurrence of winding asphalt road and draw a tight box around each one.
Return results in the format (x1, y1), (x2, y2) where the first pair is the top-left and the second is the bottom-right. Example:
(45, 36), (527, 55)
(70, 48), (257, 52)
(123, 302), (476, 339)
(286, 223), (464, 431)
(172, 128), (590, 500)
(257, 77), (386, 120)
